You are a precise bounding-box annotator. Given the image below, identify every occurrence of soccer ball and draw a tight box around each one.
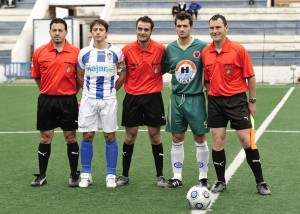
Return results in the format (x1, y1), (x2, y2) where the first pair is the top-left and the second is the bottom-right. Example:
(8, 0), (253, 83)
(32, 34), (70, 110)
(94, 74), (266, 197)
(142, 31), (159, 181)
(186, 185), (211, 210)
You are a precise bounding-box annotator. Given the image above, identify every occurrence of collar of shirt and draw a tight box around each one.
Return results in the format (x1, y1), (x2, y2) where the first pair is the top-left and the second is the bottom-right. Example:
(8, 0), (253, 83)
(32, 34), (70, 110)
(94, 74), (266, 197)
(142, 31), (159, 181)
(135, 39), (154, 54)
(47, 39), (72, 53)
(209, 37), (231, 53)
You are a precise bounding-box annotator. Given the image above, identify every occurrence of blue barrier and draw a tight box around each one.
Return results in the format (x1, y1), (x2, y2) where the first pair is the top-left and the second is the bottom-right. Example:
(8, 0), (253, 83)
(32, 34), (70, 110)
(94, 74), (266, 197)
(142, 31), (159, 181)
(4, 62), (31, 82)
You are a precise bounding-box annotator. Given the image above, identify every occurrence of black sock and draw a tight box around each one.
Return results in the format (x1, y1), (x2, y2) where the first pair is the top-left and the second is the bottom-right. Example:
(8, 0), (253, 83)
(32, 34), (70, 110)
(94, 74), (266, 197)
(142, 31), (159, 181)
(152, 143), (164, 177)
(122, 142), (134, 177)
(244, 148), (264, 183)
(67, 142), (79, 177)
(38, 143), (51, 176)
(212, 149), (226, 183)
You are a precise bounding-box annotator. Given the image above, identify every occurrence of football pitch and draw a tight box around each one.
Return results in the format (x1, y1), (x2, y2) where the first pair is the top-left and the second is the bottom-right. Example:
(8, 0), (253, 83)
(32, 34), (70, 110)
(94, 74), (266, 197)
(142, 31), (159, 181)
(0, 83), (299, 214)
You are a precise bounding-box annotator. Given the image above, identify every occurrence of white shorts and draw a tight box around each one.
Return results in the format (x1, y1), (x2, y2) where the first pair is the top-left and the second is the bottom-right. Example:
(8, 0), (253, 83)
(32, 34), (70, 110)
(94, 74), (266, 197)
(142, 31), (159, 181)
(78, 95), (119, 133)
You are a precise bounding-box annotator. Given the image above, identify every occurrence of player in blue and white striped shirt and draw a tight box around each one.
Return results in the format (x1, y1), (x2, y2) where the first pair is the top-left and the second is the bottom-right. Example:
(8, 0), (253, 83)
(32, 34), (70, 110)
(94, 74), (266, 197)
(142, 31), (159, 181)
(77, 19), (126, 188)
(78, 43), (125, 99)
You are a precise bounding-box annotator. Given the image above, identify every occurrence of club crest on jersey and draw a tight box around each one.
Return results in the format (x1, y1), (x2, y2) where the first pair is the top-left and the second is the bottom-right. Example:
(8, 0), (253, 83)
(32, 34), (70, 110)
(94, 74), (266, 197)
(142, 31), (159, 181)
(175, 60), (197, 84)
(192, 50), (201, 58)
(66, 65), (71, 73)
(153, 64), (159, 73)
(107, 52), (112, 62)
(226, 68), (231, 75)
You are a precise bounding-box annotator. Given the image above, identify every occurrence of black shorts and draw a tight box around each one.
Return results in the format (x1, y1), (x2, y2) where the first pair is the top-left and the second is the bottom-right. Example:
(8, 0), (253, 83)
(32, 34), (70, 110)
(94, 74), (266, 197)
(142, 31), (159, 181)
(207, 92), (251, 130)
(37, 94), (78, 131)
(121, 92), (166, 127)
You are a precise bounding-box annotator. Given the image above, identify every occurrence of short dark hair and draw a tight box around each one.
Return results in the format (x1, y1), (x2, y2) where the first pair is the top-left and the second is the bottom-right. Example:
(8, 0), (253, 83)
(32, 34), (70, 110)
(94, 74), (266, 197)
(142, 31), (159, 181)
(175, 12), (193, 27)
(89, 19), (109, 32)
(50, 18), (67, 31)
(136, 16), (154, 30)
(209, 14), (228, 26)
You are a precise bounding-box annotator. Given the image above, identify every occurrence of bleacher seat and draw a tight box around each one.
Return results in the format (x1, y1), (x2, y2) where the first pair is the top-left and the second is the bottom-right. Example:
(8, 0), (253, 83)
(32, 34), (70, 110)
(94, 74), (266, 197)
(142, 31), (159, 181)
(249, 51), (300, 66)
(115, 0), (268, 8)
(0, 0), (35, 65)
(0, 22), (25, 35)
(108, 20), (300, 35)
(0, 50), (11, 64)
(15, 0), (36, 9)
(108, 0), (300, 66)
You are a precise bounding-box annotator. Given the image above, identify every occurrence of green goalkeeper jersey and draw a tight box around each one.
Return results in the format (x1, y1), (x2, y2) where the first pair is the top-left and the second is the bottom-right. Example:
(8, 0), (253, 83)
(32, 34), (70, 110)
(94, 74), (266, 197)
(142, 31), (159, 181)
(162, 38), (207, 95)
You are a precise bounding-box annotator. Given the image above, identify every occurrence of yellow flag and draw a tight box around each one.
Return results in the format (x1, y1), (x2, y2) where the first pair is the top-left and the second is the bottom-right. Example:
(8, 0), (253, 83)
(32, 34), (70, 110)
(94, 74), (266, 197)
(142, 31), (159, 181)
(250, 114), (257, 149)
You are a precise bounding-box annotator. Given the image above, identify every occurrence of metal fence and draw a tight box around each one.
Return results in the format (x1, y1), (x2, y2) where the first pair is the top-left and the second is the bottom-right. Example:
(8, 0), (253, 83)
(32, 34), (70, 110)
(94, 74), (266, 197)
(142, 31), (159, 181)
(4, 62), (31, 82)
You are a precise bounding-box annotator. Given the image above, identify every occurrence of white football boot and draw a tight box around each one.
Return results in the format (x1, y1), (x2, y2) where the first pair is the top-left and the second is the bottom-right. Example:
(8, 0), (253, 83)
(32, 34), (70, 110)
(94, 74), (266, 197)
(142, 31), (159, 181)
(106, 174), (117, 188)
(79, 173), (93, 188)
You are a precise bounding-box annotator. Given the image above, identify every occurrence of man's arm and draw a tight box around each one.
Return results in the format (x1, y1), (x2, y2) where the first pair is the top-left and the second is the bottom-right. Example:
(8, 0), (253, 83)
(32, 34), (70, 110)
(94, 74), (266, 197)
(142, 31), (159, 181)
(247, 76), (256, 116)
(115, 71), (126, 91)
(197, 2), (202, 10)
(204, 80), (210, 96)
(34, 78), (41, 89)
(248, 75), (256, 100)
(31, 51), (41, 90)
(76, 67), (85, 89)
(161, 50), (171, 75)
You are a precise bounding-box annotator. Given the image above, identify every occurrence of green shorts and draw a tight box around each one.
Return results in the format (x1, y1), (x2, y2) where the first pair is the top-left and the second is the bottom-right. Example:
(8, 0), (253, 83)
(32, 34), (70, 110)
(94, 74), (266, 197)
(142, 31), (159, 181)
(165, 93), (209, 135)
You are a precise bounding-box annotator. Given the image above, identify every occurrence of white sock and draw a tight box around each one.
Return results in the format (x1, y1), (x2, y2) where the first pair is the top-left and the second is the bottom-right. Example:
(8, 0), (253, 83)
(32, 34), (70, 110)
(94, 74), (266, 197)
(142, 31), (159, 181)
(171, 141), (184, 181)
(195, 141), (209, 180)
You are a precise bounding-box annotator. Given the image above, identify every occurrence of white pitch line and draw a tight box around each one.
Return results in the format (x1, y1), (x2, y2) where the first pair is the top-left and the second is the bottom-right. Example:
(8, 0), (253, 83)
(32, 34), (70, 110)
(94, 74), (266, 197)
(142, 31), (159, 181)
(191, 87), (294, 214)
(264, 130), (300, 133)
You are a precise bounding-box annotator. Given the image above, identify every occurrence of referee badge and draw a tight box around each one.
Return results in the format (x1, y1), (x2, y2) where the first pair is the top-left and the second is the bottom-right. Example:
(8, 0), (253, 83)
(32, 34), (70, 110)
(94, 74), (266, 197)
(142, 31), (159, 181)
(66, 65), (71, 73)
(226, 68), (231, 75)
(153, 64), (159, 73)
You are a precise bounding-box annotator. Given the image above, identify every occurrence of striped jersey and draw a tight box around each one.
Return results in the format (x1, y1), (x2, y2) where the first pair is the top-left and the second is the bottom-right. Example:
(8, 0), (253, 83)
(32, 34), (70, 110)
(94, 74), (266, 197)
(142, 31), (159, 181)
(78, 44), (126, 99)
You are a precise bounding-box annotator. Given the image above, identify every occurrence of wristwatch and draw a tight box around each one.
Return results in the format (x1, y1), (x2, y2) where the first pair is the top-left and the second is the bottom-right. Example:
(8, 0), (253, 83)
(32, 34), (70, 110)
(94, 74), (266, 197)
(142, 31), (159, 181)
(249, 98), (256, 104)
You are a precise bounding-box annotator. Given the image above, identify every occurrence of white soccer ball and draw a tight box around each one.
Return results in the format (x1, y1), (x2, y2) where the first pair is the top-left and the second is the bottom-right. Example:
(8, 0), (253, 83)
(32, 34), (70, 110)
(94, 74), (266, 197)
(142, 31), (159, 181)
(186, 185), (212, 210)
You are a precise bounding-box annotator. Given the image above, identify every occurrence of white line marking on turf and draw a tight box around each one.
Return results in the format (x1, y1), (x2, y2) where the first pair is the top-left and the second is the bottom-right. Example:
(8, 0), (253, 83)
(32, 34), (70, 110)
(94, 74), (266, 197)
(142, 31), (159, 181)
(191, 87), (294, 214)
(264, 130), (300, 133)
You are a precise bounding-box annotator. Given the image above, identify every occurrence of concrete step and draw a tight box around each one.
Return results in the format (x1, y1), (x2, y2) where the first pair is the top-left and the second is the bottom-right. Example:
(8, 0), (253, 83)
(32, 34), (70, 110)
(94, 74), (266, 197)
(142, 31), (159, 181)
(15, 1), (36, 9)
(0, 22), (25, 28)
(0, 28), (23, 35)
(0, 50), (11, 56)
(0, 43), (15, 51)
(0, 15), (29, 22)
(0, 8), (31, 15)
(106, 34), (300, 52)
(0, 8), (31, 21)
(110, 7), (300, 21)
(0, 50), (11, 64)
(108, 20), (300, 35)
(115, 0), (268, 8)
(0, 35), (18, 43)
(0, 2), (33, 64)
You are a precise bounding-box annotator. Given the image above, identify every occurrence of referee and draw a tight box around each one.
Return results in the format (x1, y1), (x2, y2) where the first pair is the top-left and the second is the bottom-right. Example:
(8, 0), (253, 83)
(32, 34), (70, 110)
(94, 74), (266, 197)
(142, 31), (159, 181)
(202, 14), (271, 195)
(30, 18), (80, 187)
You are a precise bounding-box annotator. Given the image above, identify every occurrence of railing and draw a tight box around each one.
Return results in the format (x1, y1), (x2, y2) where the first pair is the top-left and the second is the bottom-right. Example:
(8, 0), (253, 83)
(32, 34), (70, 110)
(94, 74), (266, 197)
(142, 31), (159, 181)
(4, 62), (31, 82)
